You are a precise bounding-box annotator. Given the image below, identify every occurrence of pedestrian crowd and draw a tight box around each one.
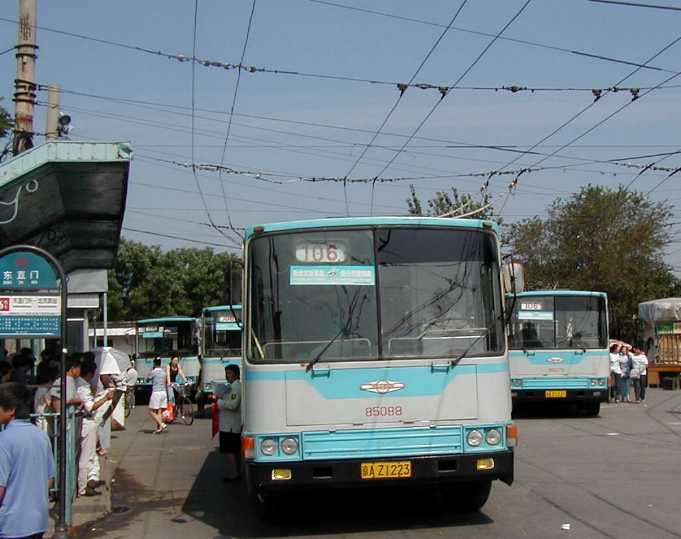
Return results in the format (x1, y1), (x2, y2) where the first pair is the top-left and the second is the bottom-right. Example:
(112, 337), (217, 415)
(0, 348), (126, 539)
(609, 343), (648, 403)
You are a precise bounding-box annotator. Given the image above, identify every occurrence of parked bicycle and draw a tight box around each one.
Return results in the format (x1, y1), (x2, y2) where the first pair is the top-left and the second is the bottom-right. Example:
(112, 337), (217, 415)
(124, 386), (135, 418)
(165, 383), (194, 426)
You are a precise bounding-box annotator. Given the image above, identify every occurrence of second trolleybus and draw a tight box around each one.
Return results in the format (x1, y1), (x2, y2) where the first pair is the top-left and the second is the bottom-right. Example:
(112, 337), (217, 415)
(198, 304), (242, 401)
(507, 290), (609, 416)
(134, 316), (201, 390)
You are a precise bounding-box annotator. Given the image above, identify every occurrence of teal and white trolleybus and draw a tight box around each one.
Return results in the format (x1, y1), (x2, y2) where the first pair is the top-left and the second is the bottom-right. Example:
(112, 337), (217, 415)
(198, 304), (242, 399)
(507, 290), (609, 416)
(134, 316), (201, 390)
(241, 217), (516, 514)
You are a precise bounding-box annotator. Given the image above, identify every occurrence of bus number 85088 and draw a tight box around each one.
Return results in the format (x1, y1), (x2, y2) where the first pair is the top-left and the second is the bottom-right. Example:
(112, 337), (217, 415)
(365, 406), (402, 417)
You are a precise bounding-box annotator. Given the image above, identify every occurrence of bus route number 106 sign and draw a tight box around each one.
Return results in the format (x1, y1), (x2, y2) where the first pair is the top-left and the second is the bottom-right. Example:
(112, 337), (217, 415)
(295, 242), (346, 264)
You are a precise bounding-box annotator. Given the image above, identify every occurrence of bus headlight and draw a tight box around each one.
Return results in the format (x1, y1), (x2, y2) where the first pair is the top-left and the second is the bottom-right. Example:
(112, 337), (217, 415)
(281, 437), (299, 455)
(467, 429), (483, 447)
(260, 439), (277, 456)
(485, 428), (501, 446)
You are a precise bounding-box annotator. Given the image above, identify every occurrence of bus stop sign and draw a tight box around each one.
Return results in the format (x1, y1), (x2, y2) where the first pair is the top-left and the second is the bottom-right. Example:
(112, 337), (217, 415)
(0, 249), (62, 337)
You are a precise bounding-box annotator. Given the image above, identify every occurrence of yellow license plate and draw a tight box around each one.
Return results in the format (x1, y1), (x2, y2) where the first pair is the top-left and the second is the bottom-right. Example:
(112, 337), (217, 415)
(545, 390), (567, 398)
(361, 461), (411, 480)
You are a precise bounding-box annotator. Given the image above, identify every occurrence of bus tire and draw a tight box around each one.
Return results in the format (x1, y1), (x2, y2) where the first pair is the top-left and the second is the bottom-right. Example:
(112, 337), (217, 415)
(585, 400), (600, 417)
(446, 480), (492, 513)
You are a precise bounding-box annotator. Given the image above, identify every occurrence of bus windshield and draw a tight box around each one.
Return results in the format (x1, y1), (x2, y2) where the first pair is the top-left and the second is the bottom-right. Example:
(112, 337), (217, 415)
(247, 227), (504, 363)
(137, 324), (197, 357)
(508, 295), (607, 350)
(203, 309), (242, 357)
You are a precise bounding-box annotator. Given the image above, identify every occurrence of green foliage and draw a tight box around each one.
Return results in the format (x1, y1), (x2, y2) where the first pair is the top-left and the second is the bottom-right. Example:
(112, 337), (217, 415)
(406, 184), (497, 221)
(107, 239), (241, 321)
(0, 100), (12, 140)
(505, 185), (681, 340)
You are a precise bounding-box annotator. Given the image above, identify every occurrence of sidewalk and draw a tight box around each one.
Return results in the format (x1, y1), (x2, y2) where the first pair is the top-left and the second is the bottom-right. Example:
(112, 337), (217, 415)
(69, 405), (250, 538)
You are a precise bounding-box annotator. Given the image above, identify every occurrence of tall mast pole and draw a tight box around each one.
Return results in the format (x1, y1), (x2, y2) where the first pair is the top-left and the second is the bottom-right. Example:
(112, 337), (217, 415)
(13, 0), (37, 155)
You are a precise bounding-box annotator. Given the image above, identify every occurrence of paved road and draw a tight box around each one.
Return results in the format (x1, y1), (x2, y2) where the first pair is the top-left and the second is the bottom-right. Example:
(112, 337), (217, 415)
(74, 389), (681, 539)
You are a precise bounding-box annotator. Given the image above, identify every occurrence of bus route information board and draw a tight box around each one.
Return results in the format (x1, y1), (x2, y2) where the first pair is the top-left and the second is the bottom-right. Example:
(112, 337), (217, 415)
(0, 250), (61, 338)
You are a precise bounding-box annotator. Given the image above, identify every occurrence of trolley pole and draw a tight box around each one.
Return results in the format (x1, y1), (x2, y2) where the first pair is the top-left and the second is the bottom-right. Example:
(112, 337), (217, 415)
(45, 84), (60, 140)
(12, 0), (38, 155)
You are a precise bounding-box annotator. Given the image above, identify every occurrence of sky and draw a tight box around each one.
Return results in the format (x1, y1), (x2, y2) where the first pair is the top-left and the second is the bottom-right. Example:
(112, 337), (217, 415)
(2, 0), (681, 267)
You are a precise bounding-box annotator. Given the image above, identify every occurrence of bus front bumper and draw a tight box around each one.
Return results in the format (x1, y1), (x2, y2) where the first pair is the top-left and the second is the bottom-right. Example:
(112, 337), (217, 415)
(245, 450), (513, 493)
(512, 388), (607, 402)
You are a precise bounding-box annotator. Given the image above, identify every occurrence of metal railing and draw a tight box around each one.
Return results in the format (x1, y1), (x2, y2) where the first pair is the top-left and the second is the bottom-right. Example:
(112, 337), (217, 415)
(1, 406), (81, 525)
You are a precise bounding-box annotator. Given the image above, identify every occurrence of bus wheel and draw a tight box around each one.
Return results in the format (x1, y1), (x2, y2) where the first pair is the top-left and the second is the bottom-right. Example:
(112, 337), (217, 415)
(584, 400), (600, 417)
(447, 481), (492, 513)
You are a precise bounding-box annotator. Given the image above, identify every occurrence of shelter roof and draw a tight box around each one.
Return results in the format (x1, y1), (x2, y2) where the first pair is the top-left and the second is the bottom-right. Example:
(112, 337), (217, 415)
(0, 141), (131, 273)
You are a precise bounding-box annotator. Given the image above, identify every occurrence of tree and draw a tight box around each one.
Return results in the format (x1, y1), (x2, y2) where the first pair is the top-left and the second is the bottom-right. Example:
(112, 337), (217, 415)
(107, 239), (241, 321)
(406, 184), (497, 220)
(505, 185), (681, 340)
(0, 100), (11, 139)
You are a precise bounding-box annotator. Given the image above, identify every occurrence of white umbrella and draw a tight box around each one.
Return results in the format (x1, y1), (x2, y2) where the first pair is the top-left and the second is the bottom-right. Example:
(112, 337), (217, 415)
(92, 346), (131, 378)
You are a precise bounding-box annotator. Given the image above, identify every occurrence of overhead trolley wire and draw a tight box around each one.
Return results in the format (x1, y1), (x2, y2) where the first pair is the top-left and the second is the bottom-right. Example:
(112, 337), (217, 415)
(492, 31), (681, 214)
(303, 0), (671, 73)
(368, 0), (532, 214)
(188, 0), (233, 245)
(40, 85), (681, 173)
(122, 227), (240, 249)
(217, 0), (257, 238)
(340, 0), (469, 216)
(3, 16), (680, 97)
(0, 9), (672, 74)
(589, 0), (681, 12)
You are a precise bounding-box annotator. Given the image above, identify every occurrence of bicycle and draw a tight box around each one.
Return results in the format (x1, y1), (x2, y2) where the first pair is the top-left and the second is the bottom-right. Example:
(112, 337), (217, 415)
(170, 383), (195, 426)
(124, 386), (135, 418)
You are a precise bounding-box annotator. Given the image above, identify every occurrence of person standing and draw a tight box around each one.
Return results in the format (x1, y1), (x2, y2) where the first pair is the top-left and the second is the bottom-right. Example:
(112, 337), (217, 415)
(166, 356), (186, 405)
(49, 355), (83, 412)
(629, 348), (643, 403)
(76, 360), (114, 497)
(33, 362), (59, 433)
(0, 382), (56, 539)
(609, 344), (622, 403)
(148, 358), (168, 434)
(217, 365), (242, 481)
(619, 346), (632, 403)
(638, 347), (649, 401)
(123, 360), (138, 410)
(91, 350), (125, 456)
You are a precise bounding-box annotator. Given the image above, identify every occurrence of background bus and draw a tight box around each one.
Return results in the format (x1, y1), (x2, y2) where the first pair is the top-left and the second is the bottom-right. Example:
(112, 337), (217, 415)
(241, 217), (515, 517)
(507, 290), (609, 416)
(135, 316), (200, 390)
(198, 304), (242, 399)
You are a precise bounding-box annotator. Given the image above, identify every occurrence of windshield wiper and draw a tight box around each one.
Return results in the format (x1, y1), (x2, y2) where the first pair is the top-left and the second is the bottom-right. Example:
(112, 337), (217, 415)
(449, 316), (500, 368)
(305, 326), (346, 372)
(450, 331), (488, 369)
(305, 289), (364, 372)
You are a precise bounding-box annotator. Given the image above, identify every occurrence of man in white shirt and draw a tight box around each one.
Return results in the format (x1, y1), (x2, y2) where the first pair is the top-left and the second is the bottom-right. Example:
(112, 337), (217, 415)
(89, 350), (125, 454)
(76, 360), (113, 497)
(217, 365), (241, 481)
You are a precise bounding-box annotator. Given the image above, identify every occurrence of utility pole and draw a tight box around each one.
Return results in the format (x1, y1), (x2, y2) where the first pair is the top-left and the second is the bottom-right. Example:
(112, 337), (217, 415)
(12, 0), (37, 155)
(45, 84), (60, 140)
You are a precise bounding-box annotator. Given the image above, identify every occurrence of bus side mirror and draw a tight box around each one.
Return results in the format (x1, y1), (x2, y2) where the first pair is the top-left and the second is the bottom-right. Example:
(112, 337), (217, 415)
(502, 260), (525, 295)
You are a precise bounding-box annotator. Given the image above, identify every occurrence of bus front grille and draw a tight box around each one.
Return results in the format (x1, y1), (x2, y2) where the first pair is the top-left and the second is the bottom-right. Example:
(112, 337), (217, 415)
(302, 426), (463, 460)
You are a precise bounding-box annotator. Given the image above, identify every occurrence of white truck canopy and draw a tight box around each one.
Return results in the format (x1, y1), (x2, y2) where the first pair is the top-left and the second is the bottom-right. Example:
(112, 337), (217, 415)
(638, 298), (681, 322)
